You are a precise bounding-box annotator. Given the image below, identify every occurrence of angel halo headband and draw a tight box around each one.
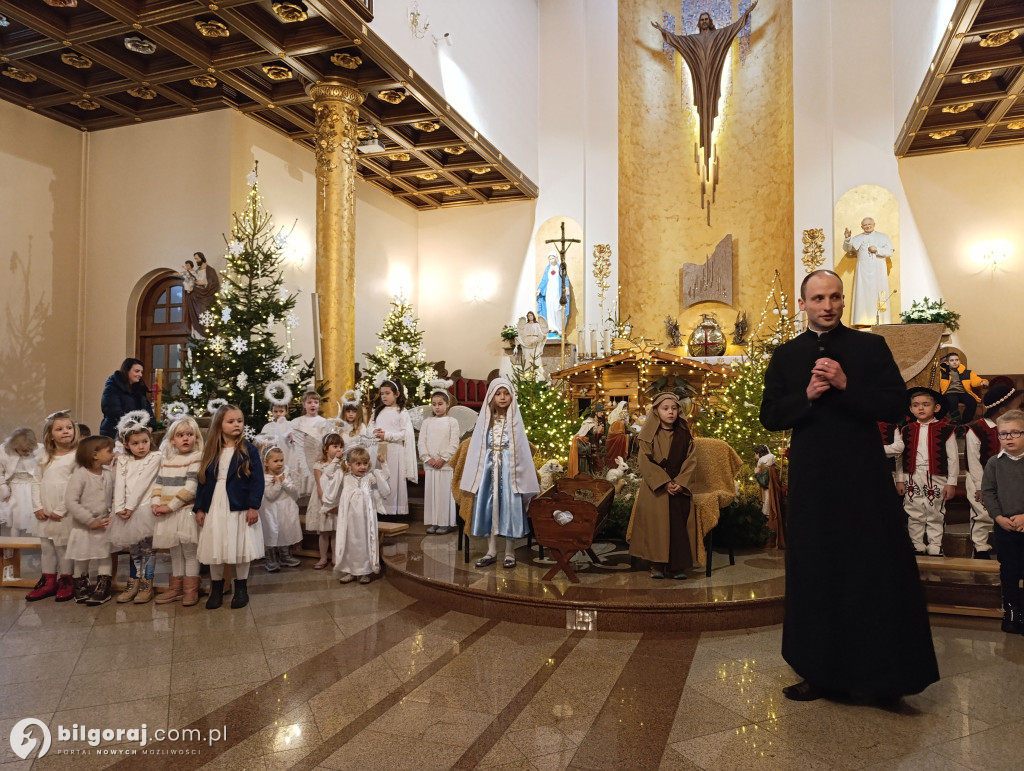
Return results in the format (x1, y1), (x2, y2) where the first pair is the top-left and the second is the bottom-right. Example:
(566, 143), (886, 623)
(116, 409), (152, 437)
(264, 380), (293, 407)
(428, 378), (454, 401)
(341, 389), (363, 408)
(44, 409), (72, 422)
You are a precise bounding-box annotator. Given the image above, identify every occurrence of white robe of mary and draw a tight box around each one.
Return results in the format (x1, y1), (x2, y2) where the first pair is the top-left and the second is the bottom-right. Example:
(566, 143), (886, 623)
(843, 231), (894, 326)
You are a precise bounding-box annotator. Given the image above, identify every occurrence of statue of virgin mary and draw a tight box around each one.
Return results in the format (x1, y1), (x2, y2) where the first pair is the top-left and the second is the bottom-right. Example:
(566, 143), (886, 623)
(537, 253), (570, 339)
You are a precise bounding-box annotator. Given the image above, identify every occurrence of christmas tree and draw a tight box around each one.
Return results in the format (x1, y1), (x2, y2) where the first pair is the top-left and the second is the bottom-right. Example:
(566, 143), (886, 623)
(693, 272), (796, 460)
(359, 294), (436, 405)
(510, 364), (578, 465)
(181, 163), (315, 425)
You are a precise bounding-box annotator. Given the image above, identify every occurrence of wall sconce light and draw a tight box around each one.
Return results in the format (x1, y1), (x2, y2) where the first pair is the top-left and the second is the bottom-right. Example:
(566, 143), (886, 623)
(409, 1), (430, 39)
(466, 275), (492, 303)
(970, 239), (1013, 269)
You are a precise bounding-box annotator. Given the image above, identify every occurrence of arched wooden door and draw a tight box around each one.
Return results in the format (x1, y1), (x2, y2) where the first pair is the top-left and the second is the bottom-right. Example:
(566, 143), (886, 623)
(137, 274), (189, 398)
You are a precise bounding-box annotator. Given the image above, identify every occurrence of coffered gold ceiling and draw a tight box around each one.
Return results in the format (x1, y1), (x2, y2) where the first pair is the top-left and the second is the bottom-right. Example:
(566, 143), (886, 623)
(0, 0), (537, 209)
(897, 0), (1024, 157)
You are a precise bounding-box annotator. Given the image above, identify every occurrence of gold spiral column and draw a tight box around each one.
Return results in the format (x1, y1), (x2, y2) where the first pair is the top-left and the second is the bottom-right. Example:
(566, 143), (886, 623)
(307, 79), (364, 395)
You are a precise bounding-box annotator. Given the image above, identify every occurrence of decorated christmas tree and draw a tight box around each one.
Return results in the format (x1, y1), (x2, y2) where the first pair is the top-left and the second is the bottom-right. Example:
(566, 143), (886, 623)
(510, 364), (578, 465)
(359, 294), (436, 405)
(180, 163), (314, 425)
(694, 271), (797, 460)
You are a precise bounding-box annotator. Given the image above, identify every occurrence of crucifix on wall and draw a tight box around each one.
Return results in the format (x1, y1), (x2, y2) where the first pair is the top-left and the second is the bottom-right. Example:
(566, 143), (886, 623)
(541, 220), (580, 367)
(652, 0), (759, 225)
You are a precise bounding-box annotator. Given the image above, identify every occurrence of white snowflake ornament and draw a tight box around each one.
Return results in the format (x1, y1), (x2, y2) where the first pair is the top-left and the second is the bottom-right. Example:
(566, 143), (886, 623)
(244, 426), (256, 441)
(228, 240), (244, 256)
(231, 336), (248, 354)
(274, 233), (289, 249)
(271, 359), (288, 377)
(236, 371), (249, 390)
(246, 170), (258, 187)
(209, 337), (226, 354)
(267, 314), (276, 328)
(198, 310), (215, 327)
(286, 313), (300, 329)
(188, 381), (203, 398)
(221, 307), (232, 323)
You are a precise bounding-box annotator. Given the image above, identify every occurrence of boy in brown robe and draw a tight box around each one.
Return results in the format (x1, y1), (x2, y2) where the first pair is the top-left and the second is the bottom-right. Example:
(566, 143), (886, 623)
(627, 392), (697, 579)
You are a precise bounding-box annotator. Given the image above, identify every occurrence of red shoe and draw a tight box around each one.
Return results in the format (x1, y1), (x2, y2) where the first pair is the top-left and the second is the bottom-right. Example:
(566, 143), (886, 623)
(26, 573), (58, 602)
(54, 574), (76, 602)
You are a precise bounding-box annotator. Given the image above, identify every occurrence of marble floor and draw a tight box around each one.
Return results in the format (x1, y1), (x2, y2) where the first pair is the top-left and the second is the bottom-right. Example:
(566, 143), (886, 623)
(0, 560), (1022, 770)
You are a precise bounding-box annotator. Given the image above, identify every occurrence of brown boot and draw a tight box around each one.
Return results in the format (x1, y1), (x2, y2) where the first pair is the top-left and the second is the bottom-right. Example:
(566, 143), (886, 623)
(116, 577), (139, 603)
(133, 578), (154, 604)
(181, 576), (201, 606)
(155, 576), (184, 605)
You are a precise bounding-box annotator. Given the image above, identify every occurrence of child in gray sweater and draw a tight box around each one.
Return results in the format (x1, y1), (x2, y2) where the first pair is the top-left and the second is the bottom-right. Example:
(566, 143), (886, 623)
(64, 436), (116, 605)
(981, 409), (1024, 635)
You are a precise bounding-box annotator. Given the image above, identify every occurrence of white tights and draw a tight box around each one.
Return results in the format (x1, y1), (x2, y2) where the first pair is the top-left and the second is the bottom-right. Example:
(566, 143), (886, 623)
(486, 532), (516, 559)
(40, 539), (73, 575)
(74, 557), (112, 578)
(168, 543), (200, 577)
(209, 562), (250, 580)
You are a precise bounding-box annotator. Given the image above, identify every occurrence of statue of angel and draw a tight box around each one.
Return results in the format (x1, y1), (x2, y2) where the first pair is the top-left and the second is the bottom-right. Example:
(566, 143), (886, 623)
(517, 311), (549, 369)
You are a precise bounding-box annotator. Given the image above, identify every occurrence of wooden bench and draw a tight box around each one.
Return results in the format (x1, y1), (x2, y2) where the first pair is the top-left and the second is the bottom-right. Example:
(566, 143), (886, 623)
(0, 536), (43, 588)
(527, 473), (615, 582)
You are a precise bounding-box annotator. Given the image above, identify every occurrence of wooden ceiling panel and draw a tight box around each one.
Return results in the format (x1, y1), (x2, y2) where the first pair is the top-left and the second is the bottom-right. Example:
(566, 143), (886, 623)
(0, 0), (537, 209)
(898, 0), (1024, 156)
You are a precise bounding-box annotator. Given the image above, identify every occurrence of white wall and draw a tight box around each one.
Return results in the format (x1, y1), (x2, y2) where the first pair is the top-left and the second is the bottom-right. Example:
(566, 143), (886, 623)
(0, 101), (84, 438)
(892, 0), (958, 137)
(529, 0), (619, 334)
(899, 146), (1024, 372)
(82, 111), (233, 430)
(369, 0), (540, 181)
(792, 0), (940, 304)
(416, 200), (536, 376)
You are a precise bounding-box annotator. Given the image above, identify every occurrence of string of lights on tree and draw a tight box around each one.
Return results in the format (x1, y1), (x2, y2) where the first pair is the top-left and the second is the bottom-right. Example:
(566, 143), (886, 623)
(359, 293), (437, 406)
(510, 364), (578, 465)
(180, 162), (315, 425)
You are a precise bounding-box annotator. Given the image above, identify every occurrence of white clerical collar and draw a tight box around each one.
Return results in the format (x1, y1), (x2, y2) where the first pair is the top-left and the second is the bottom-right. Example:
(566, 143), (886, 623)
(916, 418), (937, 426)
(998, 449), (1024, 461)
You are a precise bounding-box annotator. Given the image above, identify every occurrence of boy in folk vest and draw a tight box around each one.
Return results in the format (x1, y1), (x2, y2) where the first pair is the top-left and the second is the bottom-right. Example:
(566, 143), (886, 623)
(964, 385), (1022, 559)
(885, 388), (959, 556)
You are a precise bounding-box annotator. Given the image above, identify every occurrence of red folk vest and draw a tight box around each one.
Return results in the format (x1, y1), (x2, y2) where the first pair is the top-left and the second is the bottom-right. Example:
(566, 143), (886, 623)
(900, 420), (956, 476)
(965, 419), (1000, 469)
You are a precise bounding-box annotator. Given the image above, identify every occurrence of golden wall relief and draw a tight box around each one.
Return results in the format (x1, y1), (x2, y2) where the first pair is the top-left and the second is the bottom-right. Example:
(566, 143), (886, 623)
(618, 0), (793, 350)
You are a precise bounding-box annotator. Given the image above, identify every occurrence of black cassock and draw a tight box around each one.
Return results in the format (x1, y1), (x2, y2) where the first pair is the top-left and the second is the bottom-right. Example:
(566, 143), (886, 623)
(760, 323), (938, 697)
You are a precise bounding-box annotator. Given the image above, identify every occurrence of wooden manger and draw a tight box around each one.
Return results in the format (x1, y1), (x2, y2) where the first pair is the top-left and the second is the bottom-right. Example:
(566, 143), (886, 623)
(527, 473), (615, 582)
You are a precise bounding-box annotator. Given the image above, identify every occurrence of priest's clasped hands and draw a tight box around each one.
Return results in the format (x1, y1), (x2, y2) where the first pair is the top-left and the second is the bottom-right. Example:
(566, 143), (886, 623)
(806, 358), (847, 400)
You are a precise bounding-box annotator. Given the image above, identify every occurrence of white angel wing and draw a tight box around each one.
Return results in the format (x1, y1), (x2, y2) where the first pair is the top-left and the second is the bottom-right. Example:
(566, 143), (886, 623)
(447, 405), (480, 437)
(291, 429), (321, 475)
(537, 315), (549, 337)
(408, 405), (431, 431)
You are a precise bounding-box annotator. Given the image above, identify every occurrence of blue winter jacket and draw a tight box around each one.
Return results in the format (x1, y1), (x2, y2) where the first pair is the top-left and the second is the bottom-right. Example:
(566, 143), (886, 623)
(194, 441), (265, 513)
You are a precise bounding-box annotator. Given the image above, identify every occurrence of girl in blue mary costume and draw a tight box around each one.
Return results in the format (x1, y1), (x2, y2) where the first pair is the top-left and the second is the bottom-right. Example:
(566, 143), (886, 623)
(460, 378), (539, 569)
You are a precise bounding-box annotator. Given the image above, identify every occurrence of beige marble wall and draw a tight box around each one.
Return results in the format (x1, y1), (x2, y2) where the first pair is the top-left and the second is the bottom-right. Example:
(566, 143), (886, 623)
(0, 101), (84, 438)
(619, 0), (794, 347)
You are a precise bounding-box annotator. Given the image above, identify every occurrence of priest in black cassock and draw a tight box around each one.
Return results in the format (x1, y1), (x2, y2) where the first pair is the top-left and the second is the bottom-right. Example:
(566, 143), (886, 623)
(760, 270), (938, 702)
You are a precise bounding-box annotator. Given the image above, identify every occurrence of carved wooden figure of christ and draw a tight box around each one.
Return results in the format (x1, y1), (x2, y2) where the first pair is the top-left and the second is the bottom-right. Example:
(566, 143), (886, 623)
(653, 0), (758, 224)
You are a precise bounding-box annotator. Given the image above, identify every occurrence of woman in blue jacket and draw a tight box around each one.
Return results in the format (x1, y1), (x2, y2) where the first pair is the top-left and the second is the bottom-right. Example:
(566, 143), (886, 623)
(99, 358), (154, 437)
(194, 405), (265, 610)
